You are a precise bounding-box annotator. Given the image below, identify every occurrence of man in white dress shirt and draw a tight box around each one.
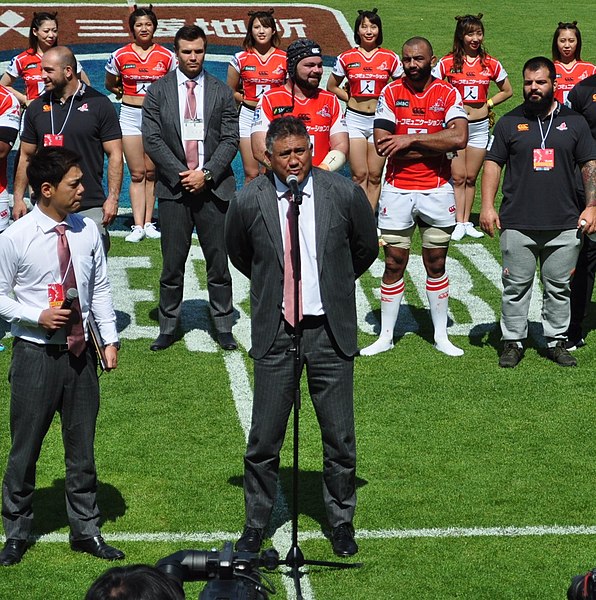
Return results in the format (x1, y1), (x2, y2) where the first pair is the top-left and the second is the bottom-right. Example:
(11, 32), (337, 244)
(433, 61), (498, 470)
(0, 147), (123, 565)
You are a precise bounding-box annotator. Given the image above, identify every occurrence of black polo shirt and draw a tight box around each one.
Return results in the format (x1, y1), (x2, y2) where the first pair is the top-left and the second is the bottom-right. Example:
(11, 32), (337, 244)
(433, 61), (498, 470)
(21, 84), (121, 209)
(486, 102), (596, 230)
(568, 74), (596, 138)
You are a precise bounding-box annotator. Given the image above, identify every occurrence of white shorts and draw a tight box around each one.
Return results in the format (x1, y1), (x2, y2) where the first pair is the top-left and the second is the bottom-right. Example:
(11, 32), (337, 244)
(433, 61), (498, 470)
(468, 117), (489, 149)
(345, 107), (375, 141)
(378, 182), (456, 229)
(0, 190), (8, 232)
(239, 103), (256, 138)
(120, 103), (142, 136)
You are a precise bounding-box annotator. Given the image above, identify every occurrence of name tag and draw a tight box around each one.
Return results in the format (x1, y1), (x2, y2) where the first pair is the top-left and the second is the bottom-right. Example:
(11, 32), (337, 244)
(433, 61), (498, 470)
(47, 283), (64, 308)
(43, 133), (64, 147)
(183, 119), (203, 141)
(533, 148), (554, 171)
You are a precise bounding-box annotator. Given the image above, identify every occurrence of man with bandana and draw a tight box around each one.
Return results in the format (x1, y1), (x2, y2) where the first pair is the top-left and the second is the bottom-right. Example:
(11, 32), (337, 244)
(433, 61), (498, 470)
(250, 38), (348, 171)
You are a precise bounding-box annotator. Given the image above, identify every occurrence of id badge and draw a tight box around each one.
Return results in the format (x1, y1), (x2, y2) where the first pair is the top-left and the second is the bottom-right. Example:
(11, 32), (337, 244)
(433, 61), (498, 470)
(533, 148), (554, 171)
(183, 119), (204, 141)
(47, 283), (64, 308)
(43, 133), (64, 147)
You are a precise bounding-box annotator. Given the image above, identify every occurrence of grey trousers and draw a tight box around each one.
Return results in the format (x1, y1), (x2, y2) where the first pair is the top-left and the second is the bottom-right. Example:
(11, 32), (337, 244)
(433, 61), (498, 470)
(2, 340), (101, 541)
(244, 317), (356, 531)
(500, 228), (582, 342)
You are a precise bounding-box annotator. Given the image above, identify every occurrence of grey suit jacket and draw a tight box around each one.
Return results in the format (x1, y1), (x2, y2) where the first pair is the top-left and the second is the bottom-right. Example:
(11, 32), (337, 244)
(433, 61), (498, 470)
(142, 69), (239, 201)
(225, 168), (378, 359)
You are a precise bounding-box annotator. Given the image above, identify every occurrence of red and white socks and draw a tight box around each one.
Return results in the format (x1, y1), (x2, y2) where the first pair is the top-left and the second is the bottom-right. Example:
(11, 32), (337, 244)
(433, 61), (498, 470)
(426, 274), (463, 357)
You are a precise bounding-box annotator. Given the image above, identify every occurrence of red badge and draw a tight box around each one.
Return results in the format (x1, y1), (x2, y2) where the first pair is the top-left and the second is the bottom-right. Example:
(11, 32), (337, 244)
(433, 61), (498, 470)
(47, 283), (64, 308)
(43, 134), (64, 147)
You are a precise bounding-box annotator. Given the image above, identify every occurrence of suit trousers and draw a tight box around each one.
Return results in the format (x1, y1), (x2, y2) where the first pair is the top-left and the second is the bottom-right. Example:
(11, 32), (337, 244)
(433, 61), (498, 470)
(158, 190), (233, 335)
(244, 317), (356, 531)
(567, 236), (596, 342)
(500, 228), (582, 342)
(2, 339), (101, 540)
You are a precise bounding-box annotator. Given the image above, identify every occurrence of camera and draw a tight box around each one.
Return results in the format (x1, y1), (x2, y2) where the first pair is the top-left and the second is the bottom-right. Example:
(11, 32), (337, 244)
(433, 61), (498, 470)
(156, 541), (279, 600)
(568, 568), (596, 600)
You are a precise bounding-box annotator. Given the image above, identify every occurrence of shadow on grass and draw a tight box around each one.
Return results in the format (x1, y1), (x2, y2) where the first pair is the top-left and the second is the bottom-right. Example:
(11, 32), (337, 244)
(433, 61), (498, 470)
(31, 478), (127, 536)
(228, 470), (368, 536)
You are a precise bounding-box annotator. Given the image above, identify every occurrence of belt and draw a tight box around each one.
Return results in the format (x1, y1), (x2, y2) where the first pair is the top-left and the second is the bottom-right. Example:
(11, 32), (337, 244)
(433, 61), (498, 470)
(15, 337), (70, 353)
(285, 315), (327, 330)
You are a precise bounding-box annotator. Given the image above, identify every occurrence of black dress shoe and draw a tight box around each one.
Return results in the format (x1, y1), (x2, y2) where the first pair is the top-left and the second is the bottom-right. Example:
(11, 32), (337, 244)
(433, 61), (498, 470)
(71, 535), (125, 560)
(0, 539), (27, 566)
(217, 332), (238, 351)
(331, 523), (358, 557)
(235, 527), (263, 552)
(150, 333), (175, 351)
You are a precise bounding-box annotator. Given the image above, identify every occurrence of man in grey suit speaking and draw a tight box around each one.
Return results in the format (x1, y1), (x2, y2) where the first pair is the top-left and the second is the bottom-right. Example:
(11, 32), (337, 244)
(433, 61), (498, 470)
(225, 117), (378, 557)
(143, 25), (239, 351)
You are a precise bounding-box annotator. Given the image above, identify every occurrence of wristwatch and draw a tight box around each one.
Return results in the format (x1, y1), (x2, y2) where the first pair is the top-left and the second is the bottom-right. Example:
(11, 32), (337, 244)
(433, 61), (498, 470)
(203, 168), (213, 183)
(106, 342), (121, 350)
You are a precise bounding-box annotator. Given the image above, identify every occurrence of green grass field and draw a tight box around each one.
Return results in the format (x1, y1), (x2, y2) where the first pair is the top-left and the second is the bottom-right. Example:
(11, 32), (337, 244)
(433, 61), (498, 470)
(2, 1), (596, 598)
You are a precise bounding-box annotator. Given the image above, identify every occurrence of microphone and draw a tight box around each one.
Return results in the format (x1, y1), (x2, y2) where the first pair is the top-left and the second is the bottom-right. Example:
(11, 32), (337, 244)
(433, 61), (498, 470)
(45, 288), (78, 341)
(286, 174), (301, 202)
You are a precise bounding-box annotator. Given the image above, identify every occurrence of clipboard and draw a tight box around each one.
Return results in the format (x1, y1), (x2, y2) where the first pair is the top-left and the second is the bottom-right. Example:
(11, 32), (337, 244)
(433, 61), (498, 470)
(87, 311), (108, 372)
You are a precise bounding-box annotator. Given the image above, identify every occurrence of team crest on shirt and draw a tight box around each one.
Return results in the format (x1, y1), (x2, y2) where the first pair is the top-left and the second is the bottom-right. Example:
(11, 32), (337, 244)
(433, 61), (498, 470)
(429, 97), (445, 112)
(517, 123), (529, 131)
(272, 64), (285, 75)
(592, 94), (596, 102)
(556, 122), (568, 131)
(77, 103), (89, 112)
(377, 61), (388, 70)
(317, 105), (332, 119)
(154, 61), (166, 71)
(43, 104), (51, 112)
(579, 70), (590, 80)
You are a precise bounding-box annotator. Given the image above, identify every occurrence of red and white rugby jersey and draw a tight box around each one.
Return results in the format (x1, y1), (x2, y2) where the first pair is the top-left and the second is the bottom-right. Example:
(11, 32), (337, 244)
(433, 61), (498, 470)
(105, 43), (176, 97)
(0, 86), (20, 194)
(554, 60), (596, 104)
(331, 47), (403, 98)
(433, 54), (508, 104)
(252, 87), (347, 165)
(375, 78), (466, 190)
(230, 48), (287, 103)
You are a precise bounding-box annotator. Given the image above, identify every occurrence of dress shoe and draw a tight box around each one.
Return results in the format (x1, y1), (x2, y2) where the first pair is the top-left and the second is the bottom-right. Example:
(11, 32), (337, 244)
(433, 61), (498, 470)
(0, 539), (27, 566)
(217, 332), (238, 351)
(71, 535), (125, 560)
(499, 342), (524, 368)
(547, 341), (577, 367)
(235, 527), (263, 553)
(150, 333), (175, 351)
(331, 523), (358, 557)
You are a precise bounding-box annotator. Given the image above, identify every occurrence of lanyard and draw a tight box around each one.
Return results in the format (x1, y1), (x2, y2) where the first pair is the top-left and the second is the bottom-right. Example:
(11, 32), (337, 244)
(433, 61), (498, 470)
(536, 108), (555, 150)
(50, 82), (80, 136)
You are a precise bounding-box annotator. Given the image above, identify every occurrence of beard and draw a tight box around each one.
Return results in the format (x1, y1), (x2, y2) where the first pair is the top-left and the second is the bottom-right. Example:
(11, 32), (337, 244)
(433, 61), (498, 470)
(523, 89), (555, 117)
(404, 62), (433, 83)
(293, 71), (321, 92)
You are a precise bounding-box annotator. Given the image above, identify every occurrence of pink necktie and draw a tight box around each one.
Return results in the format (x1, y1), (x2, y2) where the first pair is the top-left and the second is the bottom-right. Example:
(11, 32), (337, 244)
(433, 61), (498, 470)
(55, 224), (86, 356)
(184, 80), (198, 170)
(283, 197), (303, 327)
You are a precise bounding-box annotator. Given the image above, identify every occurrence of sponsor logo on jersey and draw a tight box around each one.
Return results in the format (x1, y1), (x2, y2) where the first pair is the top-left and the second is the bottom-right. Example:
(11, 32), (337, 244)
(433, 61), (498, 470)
(243, 66), (257, 72)
(317, 104), (332, 119)
(363, 67), (372, 72)
(556, 122), (568, 131)
(347, 62), (361, 69)
(592, 93), (596, 102)
(395, 99), (409, 107)
(466, 71), (475, 77)
(138, 68), (148, 73)
(412, 107), (425, 115)
(259, 70), (269, 76)
(517, 123), (529, 131)
(43, 104), (51, 112)
(122, 63), (136, 70)
(296, 113), (312, 122)
(24, 63), (37, 70)
(273, 105), (293, 116)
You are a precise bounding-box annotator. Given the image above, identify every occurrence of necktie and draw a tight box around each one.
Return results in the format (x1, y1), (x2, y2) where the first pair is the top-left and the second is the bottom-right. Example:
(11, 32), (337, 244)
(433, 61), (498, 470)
(184, 80), (198, 170)
(283, 196), (303, 327)
(55, 224), (86, 356)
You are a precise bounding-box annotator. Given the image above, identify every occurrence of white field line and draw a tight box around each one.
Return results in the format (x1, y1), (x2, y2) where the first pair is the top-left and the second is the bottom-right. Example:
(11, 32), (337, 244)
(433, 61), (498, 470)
(16, 524), (596, 544)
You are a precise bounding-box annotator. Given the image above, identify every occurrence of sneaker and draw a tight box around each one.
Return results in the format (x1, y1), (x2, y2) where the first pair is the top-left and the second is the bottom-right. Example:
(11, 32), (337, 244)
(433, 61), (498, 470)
(565, 338), (586, 351)
(451, 222), (466, 241)
(125, 225), (145, 243)
(547, 341), (577, 367)
(465, 222), (484, 238)
(144, 222), (161, 239)
(499, 342), (524, 368)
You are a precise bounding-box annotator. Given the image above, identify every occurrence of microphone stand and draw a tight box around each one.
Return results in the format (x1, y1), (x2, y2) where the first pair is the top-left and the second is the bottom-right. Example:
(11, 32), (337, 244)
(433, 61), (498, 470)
(281, 184), (361, 600)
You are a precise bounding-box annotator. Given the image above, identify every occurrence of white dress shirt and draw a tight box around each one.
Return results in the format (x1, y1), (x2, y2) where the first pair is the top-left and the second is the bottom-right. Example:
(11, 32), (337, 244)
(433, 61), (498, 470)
(0, 205), (118, 345)
(274, 172), (324, 317)
(176, 68), (205, 170)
